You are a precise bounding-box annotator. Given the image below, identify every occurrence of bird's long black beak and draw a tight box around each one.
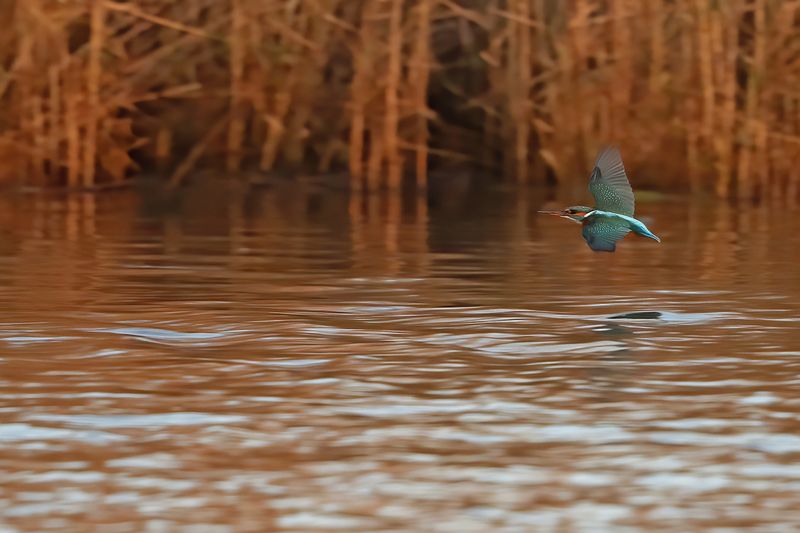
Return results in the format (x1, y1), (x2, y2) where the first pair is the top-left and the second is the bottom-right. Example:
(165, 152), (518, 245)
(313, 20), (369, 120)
(537, 210), (565, 216)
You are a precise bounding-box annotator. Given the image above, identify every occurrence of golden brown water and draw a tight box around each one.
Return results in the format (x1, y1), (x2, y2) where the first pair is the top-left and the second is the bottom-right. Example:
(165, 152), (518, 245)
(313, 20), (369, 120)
(1, 184), (799, 532)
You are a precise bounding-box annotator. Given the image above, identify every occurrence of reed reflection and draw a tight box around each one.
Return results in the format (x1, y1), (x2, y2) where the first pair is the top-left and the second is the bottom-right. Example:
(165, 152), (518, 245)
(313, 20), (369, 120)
(0, 186), (799, 531)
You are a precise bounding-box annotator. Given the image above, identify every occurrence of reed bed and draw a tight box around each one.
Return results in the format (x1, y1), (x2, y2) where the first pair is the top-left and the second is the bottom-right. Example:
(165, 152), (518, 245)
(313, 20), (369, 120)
(1, 0), (800, 199)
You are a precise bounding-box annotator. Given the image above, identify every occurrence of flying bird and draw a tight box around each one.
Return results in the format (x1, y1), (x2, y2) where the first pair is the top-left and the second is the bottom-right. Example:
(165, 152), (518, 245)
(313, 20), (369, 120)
(538, 147), (661, 252)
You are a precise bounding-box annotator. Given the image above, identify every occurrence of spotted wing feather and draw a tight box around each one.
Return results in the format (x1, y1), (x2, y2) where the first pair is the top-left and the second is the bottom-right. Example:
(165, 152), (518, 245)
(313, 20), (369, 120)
(588, 146), (635, 216)
(582, 217), (631, 252)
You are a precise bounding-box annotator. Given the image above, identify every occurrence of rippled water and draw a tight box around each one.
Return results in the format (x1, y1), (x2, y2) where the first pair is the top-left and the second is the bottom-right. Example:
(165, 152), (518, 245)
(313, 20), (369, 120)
(1, 184), (799, 531)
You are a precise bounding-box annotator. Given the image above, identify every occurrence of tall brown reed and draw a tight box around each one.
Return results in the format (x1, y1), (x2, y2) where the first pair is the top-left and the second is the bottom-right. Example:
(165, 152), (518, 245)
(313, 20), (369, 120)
(1, 0), (799, 201)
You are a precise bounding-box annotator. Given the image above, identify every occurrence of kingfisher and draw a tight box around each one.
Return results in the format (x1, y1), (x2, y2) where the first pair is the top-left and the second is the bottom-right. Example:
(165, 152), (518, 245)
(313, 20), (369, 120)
(538, 146), (661, 252)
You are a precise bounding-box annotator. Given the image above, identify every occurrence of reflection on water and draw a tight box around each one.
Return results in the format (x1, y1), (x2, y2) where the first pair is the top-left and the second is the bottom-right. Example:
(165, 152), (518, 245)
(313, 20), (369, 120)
(1, 182), (800, 531)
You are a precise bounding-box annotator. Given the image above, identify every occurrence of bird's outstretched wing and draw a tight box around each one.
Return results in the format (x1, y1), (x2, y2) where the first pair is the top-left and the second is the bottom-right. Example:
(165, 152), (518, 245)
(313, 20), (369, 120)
(582, 217), (631, 252)
(588, 146), (635, 216)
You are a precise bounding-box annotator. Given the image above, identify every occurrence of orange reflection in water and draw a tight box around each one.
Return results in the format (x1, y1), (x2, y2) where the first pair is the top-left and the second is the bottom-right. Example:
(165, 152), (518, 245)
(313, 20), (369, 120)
(0, 183), (799, 531)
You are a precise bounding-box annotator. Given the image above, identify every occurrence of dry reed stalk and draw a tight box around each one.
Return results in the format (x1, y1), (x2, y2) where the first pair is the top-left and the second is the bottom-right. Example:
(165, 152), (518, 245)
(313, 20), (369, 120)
(694, 0), (715, 142)
(317, 137), (346, 173)
(227, 0), (246, 173)
(567, 0), (591, 173)
(384, 0), (404, 190)
(259, 107), (289, 171)
(367, 130), (384, 190)
(766, 137), (783, 204)
(122, 28), (219, 86)
(503, 4), (520, 180)
(30, 94), (45, 184)
(83, 0), (106, 188)
(168, 116), (228, 189)
(411, 0), (432, 189)
(48, 66), (61, 179)
(788, 149), (799, 206)
(610, 0), (633, 137)
(755, 120), (768, 199)
(14, 1), (35, 185)
(349, 86), (367, 189)
(684, 86), (701, 193)
(790, 99), (800, 203)
(155, 127), (172, 173)
(104, 1), (213, 39)
(718, 4), (739, 199)
(647, 0), (665, 93)
(679, 0), (696, 137)
(348, 63), (367, 187)
(349, 0), (379, 189)
(275, 3), (328, 169)
(480, 8), (505, 170)
(15, 84), (32, 184)
(251, 27), (289, 171)
(736, 0), (765, 200)
(65, 70), (81, 188)
(749, 0), (767, 200)
(529, 0), (561, 181)
(249, 3), (295, 171)
(514, 0), (532, 183)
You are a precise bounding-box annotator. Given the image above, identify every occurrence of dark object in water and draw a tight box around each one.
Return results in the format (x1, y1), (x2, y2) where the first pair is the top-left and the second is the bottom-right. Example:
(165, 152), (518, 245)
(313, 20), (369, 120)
(609, 311), (663, 320)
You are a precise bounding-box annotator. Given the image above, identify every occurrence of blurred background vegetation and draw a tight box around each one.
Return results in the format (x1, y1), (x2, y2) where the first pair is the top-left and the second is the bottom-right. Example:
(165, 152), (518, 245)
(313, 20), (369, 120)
(1, 0), (798, 200)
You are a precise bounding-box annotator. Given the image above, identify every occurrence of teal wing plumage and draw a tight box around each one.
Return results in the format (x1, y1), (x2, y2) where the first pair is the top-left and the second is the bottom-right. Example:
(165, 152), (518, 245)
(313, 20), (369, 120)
(581, 217), (631, 252)
(588, 147), (635, 216)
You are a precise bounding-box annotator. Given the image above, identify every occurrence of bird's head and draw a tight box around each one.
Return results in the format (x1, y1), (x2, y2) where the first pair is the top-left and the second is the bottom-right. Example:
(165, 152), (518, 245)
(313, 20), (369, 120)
(538, 205), (594, 223)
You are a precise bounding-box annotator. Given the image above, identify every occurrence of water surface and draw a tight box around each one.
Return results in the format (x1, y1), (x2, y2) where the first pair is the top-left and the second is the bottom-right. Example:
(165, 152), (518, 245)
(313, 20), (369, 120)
(1, 184), (799, 531)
